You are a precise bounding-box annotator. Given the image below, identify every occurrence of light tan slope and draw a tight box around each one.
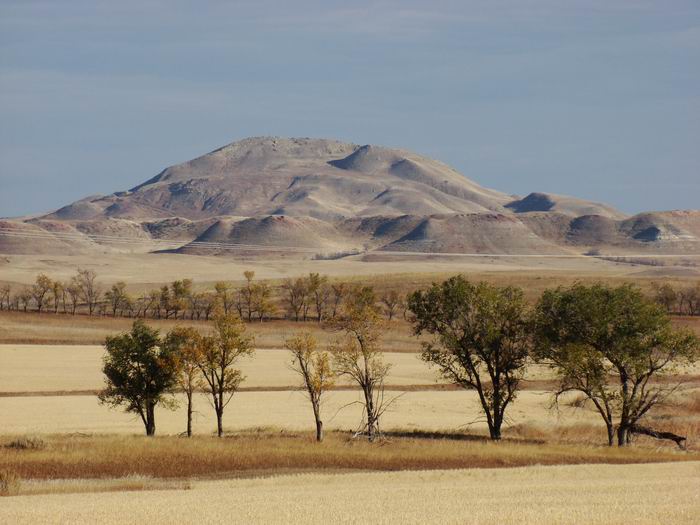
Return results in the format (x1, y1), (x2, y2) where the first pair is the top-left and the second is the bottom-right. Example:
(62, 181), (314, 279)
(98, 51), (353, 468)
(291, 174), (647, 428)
(506, 192), (627, 219)
(4, 137), (695, 258)
(382, 213), (569, 255)
(0, 220), (97, 255)
(177, 215), (355, 254)
(45, 137), (516, 221)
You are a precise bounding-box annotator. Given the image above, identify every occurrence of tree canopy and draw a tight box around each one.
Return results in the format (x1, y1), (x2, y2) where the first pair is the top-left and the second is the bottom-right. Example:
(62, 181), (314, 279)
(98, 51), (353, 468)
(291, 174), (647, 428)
(534, 283), (699, 446)
(408, 276), (531, 440)
(98, 320), (179, 436)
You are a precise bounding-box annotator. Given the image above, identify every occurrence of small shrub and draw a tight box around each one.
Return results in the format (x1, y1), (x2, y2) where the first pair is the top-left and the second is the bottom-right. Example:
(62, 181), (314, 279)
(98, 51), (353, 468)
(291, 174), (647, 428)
(0, 469), (21, 496)
(6, 436), (46, 450)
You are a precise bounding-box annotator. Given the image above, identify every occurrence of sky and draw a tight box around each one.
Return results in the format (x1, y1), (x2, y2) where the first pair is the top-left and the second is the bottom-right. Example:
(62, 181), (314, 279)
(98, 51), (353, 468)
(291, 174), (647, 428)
(1, 0), (699, 217)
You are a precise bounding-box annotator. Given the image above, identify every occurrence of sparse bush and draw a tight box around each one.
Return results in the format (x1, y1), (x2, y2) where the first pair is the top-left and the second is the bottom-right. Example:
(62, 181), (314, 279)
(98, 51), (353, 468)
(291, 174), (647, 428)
(6, 436), (46, 450)
(0, 469), (21, 496)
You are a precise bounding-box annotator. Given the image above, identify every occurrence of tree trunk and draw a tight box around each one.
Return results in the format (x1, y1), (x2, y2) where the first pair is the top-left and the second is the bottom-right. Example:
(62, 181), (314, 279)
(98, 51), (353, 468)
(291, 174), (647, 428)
(629, 424), (687, 449)
(216, 409), (223, 438)
(617, 424), (628, 446)
(606, 422), (614, 446)
(365, 387), (376, 441)
(315, 419), (324, 442)
(489, 422), (502, 440)
(145, 401), (156, 436)
(186, 392), (193, 438)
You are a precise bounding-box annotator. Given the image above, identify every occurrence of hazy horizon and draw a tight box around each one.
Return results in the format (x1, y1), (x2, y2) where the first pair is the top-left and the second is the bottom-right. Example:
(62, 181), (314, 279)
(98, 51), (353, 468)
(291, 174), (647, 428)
(1, 0), (699, 217)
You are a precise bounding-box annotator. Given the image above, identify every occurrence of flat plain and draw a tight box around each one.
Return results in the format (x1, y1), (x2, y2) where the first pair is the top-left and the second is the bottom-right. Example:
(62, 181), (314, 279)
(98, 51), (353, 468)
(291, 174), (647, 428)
(1, 462), (698, 525)
(1, 260), (699, 525)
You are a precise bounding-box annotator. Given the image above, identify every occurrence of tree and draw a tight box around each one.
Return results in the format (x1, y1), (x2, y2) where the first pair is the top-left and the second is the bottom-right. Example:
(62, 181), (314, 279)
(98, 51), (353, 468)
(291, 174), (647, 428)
(201, 292), (217, 321)
(50, 281), (65, 313)
(105, 281), (129, 317)
(65, 282), (81, 315)
(408, 277), (531, 440)
(31, 274), (53, 313)
(73, 268), (101, 315)
(307, 273), (329, 322)
(134, 290), (157, 318)
(242, 271), (255, 321)
(98, 320), (178, 436)
(679, 283), (700, 316)
(380, 290), (403, 321)
(163, 326), (203, 437)
(188, 292), (207, 320)
(170, 279), (192, 319)
(330, 283), (347, 318)
(251, 282), (276, 322)
(286, 332), (335, 441)
(196, 313), (254, 437)
(17, 288), (31, 312)
(159, 285), (172, 319)
(0, 285), (10, 311)
(282, 277), (308, 321)
(328, 286), (391, 441)
(214, 281), (234, 314)
(534, 283), (700, 447)
(651, 282), (677, 314)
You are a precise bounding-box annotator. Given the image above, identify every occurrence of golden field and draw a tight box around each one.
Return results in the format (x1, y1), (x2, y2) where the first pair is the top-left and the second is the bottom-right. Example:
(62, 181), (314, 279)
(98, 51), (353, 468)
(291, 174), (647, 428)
(0, 343), (440, 393)
(1, 461), (698, 524)
(0, 390), (601, 436)
(0, 311), (424, 351)
(0, 264), (698, 525)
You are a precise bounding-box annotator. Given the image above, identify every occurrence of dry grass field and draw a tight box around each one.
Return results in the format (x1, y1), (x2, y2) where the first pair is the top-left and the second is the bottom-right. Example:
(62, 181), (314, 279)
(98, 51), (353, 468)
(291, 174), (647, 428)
(0, 311), (424, 350)
(0, 344), (440, 393)
(0, 252), (655, 288)
(1, 264), (698, 525)
(1, 462), (698, 524)
(1, 310), (698, 350)
(0, 390), (594, 436)
(1, 431), (694, 481)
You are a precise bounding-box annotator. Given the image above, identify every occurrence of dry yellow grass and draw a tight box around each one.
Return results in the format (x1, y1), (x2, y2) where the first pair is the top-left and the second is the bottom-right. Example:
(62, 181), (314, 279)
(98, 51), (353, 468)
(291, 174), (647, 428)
(1, 431), (694, 481)
(0, 461), (698, 524)
(0, 389), (649, 441)
(1, 251), (654, 288)
(10, 475), (190, 497)
(0, 311), (424, 350)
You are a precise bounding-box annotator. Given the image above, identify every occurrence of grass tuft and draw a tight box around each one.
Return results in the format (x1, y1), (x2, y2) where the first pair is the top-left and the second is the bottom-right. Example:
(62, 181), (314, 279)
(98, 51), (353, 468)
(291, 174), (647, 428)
(5, 436), (46, 451)
(0, 469), (21, 496)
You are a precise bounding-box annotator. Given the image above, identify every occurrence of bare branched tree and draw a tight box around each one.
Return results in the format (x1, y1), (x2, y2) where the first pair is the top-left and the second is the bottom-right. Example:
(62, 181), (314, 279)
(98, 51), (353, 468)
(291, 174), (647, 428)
(31, 274), (53, 313)
(328, 286), (392, 441)
(286, 332), (335, 441)
(73, 268), (101, 315)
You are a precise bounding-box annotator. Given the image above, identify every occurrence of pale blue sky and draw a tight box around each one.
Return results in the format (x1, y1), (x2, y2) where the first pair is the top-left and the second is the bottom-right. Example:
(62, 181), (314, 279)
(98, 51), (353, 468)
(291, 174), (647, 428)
(1, 0), (698, 217)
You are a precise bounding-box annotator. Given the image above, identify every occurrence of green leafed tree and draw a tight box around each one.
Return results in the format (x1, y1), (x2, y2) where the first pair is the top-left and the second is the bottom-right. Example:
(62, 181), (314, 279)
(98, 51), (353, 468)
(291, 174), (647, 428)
(98, 320), (179, 436)
(534, 283), (700, 447)
(408, 276), (531, 440)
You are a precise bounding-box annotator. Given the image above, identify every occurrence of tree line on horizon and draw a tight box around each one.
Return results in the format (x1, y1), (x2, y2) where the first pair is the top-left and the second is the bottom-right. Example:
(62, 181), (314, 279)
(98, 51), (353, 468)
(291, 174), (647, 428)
(94, 278), (699, 449)
(2, 270), (699, 322)
(0, 270), (408, 322)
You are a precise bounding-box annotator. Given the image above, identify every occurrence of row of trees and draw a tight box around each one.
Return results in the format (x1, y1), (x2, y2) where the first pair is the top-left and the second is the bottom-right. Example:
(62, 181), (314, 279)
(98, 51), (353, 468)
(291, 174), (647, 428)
(0, 269), (101, 315)
(100, 278), (699, 448)
(0, 270), (408, 322)
(651, 282), (700, 316)
(100, 285), (391, 441)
